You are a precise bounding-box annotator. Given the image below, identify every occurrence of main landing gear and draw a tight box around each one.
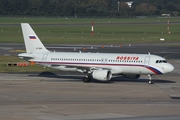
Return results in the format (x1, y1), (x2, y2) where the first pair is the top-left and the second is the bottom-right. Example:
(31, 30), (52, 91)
(83, 75), (91, 83)
(148, 74), (154, 84)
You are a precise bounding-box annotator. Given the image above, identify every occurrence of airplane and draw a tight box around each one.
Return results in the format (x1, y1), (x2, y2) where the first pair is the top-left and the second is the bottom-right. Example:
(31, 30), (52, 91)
(18, 23), (174, 84)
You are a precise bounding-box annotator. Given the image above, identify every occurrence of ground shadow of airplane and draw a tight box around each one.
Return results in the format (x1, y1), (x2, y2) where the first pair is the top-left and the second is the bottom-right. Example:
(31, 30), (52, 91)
(28, 71), (175, 84)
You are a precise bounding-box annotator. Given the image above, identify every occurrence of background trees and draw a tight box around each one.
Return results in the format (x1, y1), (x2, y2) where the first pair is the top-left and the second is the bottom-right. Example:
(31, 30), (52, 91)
(0, 0), (179, 17)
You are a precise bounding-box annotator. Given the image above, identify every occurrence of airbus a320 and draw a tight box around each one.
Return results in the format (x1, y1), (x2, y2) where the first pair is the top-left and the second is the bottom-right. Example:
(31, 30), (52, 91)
(18, 23), (174, 84)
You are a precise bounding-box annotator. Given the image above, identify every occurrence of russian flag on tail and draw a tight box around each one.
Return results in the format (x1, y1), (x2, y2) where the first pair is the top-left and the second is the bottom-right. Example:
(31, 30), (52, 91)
(29, 36), (36, 40)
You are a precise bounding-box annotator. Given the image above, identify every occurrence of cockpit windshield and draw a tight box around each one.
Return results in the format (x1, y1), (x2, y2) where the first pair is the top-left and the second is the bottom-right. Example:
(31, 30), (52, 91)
(156, 60), (167, 63)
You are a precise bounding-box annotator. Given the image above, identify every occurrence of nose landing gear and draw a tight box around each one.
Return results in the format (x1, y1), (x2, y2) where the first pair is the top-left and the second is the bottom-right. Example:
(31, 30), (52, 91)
(148, 74), (154, 84)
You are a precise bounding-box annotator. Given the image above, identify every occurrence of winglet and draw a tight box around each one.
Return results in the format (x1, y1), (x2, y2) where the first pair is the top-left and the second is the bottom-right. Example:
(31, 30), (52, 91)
(21, 23), (49, 53)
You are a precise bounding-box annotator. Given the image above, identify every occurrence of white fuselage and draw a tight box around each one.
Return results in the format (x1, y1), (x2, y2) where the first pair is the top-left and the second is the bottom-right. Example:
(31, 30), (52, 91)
(24, 52), (174, 75)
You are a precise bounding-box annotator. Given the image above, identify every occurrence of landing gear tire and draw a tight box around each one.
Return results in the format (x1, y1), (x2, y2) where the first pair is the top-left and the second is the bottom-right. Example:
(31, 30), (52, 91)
(148, 74), (154, 84)
(83, 76), (91, 83)
(148, 80), (154, 84)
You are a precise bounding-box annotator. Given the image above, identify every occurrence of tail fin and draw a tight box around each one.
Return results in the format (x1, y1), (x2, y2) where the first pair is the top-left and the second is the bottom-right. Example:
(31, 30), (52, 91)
(21, 23), (49, 53)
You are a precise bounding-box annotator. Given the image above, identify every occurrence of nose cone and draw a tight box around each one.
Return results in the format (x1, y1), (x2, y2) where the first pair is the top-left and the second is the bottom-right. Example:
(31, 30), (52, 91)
(163, 63), (174, 73)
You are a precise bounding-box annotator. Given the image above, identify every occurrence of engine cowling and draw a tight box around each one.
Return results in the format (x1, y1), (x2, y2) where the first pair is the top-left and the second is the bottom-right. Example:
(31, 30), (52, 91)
(122, 74), (141, 79)
(92, 70), (112, 81)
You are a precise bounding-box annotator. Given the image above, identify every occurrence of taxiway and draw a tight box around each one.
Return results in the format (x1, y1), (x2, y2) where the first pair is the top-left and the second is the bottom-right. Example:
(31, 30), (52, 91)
(0, 43), (180, 120)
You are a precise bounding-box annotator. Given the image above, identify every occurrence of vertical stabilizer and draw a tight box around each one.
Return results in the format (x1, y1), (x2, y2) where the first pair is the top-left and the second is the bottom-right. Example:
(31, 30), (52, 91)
(21, 23), (49, 53)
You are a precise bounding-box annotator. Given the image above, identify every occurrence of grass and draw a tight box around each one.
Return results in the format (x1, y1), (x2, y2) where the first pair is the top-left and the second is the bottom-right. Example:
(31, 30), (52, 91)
(0, 17), (180, 24)
(0, 22), (179, 44)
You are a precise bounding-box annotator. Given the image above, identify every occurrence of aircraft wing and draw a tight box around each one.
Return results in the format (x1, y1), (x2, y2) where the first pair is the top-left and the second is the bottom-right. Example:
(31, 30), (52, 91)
(50, 63), (112, 73)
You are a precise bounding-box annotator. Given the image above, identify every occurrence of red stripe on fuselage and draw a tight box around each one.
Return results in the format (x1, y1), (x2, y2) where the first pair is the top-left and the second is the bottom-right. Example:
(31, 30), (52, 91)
(34, 61), (162, 74)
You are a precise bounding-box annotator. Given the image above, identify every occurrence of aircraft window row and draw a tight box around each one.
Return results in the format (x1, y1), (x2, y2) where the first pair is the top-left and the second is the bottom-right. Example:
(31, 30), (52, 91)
(51, 58), (143, 63)
(156, 60), (167, 63)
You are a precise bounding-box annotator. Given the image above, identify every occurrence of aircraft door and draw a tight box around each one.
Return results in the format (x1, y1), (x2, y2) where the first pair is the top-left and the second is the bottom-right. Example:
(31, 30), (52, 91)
(144, 56), (150, 67)
(42, 54), (48, 63)
(101, 58), (108, 64)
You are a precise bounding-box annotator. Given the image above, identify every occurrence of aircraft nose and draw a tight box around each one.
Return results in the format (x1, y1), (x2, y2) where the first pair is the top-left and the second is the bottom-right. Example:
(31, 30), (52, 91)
(163, 63), (174, 73)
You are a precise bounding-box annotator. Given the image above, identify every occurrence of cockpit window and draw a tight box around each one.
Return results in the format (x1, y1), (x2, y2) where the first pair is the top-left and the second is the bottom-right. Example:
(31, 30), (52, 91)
(156, 60), (167, 63)
(162, 60), (167, 63)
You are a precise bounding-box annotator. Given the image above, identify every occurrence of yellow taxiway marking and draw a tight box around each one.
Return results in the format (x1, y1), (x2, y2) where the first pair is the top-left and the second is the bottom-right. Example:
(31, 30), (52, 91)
(9, 50), (26, 52)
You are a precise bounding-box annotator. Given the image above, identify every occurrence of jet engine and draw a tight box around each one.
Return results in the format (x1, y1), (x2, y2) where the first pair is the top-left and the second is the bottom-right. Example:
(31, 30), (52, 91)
(122, 74), (141, 79)
(92, 70), (112, 81)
